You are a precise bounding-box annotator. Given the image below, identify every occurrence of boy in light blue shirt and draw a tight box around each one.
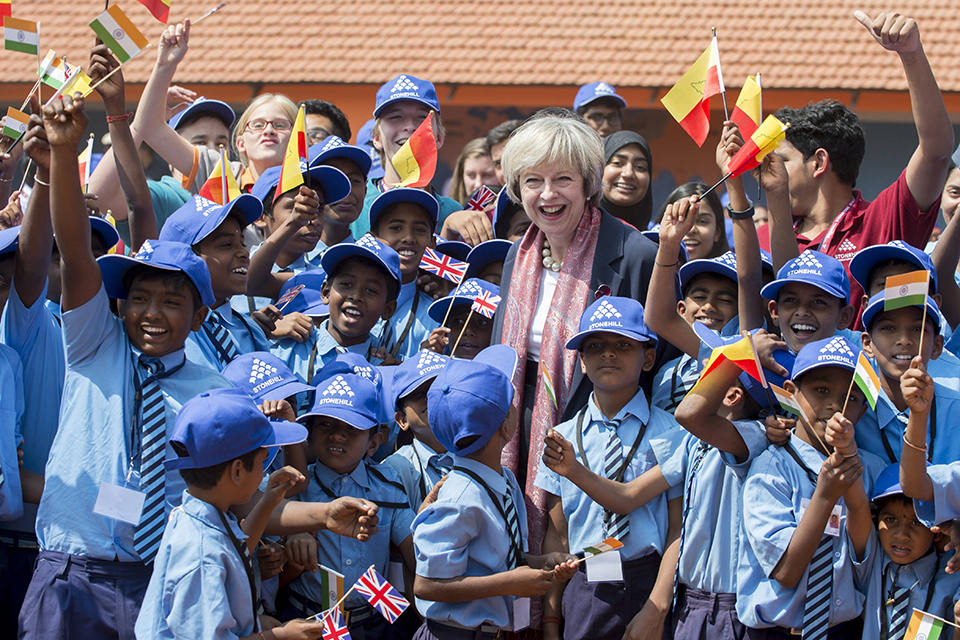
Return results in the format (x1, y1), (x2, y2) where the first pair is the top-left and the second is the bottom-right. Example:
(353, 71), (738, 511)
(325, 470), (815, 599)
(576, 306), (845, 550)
(422, 278), (499, 359)
(413, 345), (578, 637)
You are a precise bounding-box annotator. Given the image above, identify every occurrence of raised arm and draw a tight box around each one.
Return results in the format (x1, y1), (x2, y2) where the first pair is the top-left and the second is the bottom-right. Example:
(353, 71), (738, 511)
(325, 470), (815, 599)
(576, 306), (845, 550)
(931, 204), (960, 329)
(899, 357), (935, 500)
(759, 151), (799, 271)
(674, 358), (750, 460)
(13, 101), (54, 308)
(246, 187), (320, 298)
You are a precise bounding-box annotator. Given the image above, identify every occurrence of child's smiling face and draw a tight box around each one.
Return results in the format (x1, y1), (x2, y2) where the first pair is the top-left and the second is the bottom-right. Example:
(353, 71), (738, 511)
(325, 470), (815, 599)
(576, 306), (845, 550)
(770, 283), (853, 353)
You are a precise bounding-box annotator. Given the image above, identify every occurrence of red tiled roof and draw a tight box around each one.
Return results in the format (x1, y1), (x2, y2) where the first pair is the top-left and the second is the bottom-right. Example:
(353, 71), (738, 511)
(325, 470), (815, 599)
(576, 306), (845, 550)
(2, 0), (960, 92)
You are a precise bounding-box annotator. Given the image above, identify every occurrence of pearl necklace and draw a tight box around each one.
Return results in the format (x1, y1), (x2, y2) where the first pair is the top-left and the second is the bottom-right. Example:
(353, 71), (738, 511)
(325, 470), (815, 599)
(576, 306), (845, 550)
(542, 238), (563, 272)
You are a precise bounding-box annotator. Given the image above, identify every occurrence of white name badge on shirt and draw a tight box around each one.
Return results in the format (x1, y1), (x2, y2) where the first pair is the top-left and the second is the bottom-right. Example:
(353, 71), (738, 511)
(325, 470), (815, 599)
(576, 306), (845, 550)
(586, 549), (624, 583)
(799, 498), (843, 537)
(93, 482), (145, 525)
(513, 596), (531, 631)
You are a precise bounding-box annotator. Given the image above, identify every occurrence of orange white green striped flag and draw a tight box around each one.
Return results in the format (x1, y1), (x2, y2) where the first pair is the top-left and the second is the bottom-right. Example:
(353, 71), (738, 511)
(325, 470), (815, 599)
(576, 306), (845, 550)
(79, 134), (94, 193)
(660, 34), (724, 147)
(541, 360), (558, 409)
(199, 147), (241, 205)
(581, 537), (624, 559)
(730, 75), (761, 139)
(90, 6), (149, 64)
(853, 352), (881, 410)
(274, 105), (307, 202)
(38, 50), (69, 90)
(770, 384), (804, 417)
(904, 609), (955, 640)
(390, 111), (438, 188)
(318, 564), (345, 613)
(3, 16), (38, 55)
(137, 0), (171, 24)
(884, 270), (929, 311)
(2, 106), (28, 140)
(1, 0), (11, 19)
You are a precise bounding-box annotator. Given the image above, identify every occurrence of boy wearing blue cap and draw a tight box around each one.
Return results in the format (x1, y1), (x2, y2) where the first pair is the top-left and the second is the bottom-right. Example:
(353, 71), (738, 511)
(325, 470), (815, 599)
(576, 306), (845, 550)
(413, 345), (579, 637)
(134, 387), (324, 640)
(464, 239), (512, 287)
(282, 372), (417, 637)
(533, 296), (682, 640)
(422, 278), (500, 359)
(573, 82), (627, 139)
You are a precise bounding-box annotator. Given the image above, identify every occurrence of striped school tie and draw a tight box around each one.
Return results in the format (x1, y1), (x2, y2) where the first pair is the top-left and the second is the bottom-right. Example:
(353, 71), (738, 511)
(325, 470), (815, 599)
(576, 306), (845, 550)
(133, 357), (167, 563)
(603, 420), (630, 540)
(503, 485), (522, 569)
(888, 585), (911, 640)
(802, 535), (834, 640)
(204, 311), (240, 367)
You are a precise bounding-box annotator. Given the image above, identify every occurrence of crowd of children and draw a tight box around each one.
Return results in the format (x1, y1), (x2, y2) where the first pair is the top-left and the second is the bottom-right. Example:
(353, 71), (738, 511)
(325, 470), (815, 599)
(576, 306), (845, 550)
(1, 7), (960, 640)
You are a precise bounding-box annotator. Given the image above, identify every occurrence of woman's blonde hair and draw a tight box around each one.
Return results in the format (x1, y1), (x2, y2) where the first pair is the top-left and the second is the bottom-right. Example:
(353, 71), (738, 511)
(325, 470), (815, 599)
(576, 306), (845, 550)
(450, 138), (491, 205)
(232, 93), (298, 166)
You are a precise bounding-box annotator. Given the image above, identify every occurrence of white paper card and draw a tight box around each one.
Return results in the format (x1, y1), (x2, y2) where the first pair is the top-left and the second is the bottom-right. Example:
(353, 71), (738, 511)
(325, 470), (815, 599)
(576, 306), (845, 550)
(387, 559), (405, 591)
(799, 498), (843, 537)
(586, 549), (624, 582)
(93, 482), (145, 525)
(513, 596), (531, 631)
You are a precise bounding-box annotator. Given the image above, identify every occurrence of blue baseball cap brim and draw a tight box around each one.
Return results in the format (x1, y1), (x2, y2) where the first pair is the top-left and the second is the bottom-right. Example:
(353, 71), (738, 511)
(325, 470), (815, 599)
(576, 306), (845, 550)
(573, 82), (627, 111)
(435, 240), (471, 262)
(492, 188), (523, 229)
(426, 279), (500, 323)
(168, 97), (236, 132)
(308, 139), (373, 176)
(252, 164), (351, 208)
(760, 274), (847, 303)
(565, 321), (657, 351)
(871, 464), (906, 503)
(278, 268), (329, 317)
(368, 187), (440, 232)
(849, 243), (937, 294)
(320, 239), (402, 301)
(161, 194), (264, 246)
(165, 418), (306, 470)
(678, 256), (738, 289)
(298, 404), (378, 430)
(464, 239), (512, 281)
(97, 240), (216, 306)
(861, 292), (942, 333)
(89, 217), (120, 252)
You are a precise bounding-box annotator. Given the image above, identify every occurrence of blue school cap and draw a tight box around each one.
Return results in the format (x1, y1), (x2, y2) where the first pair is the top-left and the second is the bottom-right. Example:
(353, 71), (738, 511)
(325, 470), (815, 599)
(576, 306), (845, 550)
(223, 351), (313, 403)
(374, 74), (441, 117)
(89, 217), (120, 252)
(313, 352), (390, 422)
(848, 240), (938, 294)
(97, 239), (216, 306)
(640, 227), (690, 263)
(278, 269), (329, 317)
(320, 233), (402, 301)
(168, 97), (236, 131)
(251, 163), (350, 207)
(759, 249), (774, 274)
(871, 464), (907, 503)
(566, 296), (658, 350)
(760, 250), (850, 303)
(165, 387), (306, 471)
(308, 135), (373, 177)
(0, 225), (19, 258)
(861, 291), (942, 333)
(464, 239), (512, 281)
(392, 349), (450, 407)
(356, 118), (384, 181)
(573, 82), (627, 111)
(427, 278), (500, 323)
(299, 372), (380, 430)
(492, 188), (523, 230)
(368, 187), (440, 233)
(429, 344), (518, 456)
(435, 239), (471, 262)
(679, 251), (738, 289)
(160, 194), (263, 246)
(791, 335), (860, 380)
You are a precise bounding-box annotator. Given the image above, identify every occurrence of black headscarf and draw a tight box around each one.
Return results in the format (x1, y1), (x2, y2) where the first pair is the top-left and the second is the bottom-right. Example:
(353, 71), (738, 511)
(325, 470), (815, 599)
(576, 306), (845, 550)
(600, 131), (653, 230)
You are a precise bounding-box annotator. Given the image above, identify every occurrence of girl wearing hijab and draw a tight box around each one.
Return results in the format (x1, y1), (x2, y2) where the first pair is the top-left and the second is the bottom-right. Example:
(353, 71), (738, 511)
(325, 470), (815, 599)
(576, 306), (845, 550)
(600, 131), (653, 230)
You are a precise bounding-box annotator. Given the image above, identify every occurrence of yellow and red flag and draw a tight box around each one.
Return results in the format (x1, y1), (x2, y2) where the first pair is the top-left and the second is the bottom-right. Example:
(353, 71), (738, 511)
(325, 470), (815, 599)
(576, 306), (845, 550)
(137, 0), (171, 23)
(660, 35), (724, 147)
(1, 0), (11, 19)
(730, 75), (761, 139)
(274, 105), (307, 202)
(726, 115), (788, 179)
(199, 148), (241, 205)
(390, 112), (438, 188)
(690, 335), (763, 394)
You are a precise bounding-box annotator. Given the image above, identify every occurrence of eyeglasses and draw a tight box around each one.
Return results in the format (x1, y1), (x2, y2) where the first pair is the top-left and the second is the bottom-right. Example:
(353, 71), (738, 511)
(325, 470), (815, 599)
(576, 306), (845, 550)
(245, 119), (293, 133)
(306, 128), (332, 144)
(585, 112), (622, 126)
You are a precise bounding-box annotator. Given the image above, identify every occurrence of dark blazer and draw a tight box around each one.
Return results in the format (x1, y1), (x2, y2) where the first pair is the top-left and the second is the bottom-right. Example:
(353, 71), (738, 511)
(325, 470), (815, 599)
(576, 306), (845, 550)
(492, 209), (679, 421)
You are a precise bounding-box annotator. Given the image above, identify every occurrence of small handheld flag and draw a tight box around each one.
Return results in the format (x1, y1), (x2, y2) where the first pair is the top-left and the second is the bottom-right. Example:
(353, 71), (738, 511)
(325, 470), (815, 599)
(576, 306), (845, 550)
(321, 606), (351, 640)
(354, 565), (410, 624)
(0, 0), (11, 19)
(3, 17), (38, 56)
(137, 0), (171, 23)
(726, 115), (789, 179)
(390, 112), (437, 188)
(318, 564), (345, 614)
(852, 352), (881, 410)
(420, 246), (467, 284)
(467, 185), (497, 212)
(730, 76), (762, 139)
(903, 608), (960, 639)
(79, 134), (94, 194)
(541, 360), (558, 410)
(471, 289), (500, 319)
(691, 336), (762, 394)
(198, 149), (242, 205)
(660, 34), (724, 146)
(770, 384), (804, 417)
(90, 6), (149, 64)
(275, 105), (307, 202)
(581, 537), (624, 560)
(2, 107), (29, 141)
(38, 50), (70, 90)
(884, 270), (929, 311)
(276, 284), (305, 312)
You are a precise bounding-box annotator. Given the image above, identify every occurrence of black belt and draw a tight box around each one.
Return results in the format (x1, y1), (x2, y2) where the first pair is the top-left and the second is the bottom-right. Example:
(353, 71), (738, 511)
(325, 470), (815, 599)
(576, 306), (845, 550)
(287, 589), (375, 625)
(425, 619), (504, 639)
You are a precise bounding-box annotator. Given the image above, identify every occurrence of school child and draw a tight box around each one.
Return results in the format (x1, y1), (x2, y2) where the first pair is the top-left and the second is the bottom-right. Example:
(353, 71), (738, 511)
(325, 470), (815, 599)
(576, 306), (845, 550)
(737, 335), (887, 639)
(368, 188), (440, 361)
(384, 349), (452, 510)
(413, 345), (579, 637)
(533, 296), (681, 640)
(851, 464), (960, 640)
(270, 235), (400, 382)
(464, 239), (512, 287)
(422, 239), (470, 300)
(422, 278), (499, 359)
(492, 188), (532, 242)
(133, 387), (323, 640)
(159, 193), (271, 370)
(282, 371), (417, 639)
(0, 338), (27, 633)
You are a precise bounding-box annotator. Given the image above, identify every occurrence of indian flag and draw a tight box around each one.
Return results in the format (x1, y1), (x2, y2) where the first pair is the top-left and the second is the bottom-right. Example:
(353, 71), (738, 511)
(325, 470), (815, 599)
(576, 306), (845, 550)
(38, 50), (70, 90)
(90, 6), (149, 64)
(582, 538), (624, 558)
(3, 16), (38, 55)
(541, 361), (558, 409)
(905, 609), (948, 640)
(884, 270), (929, 311)
(79, 134), (94, 193)
(318, 564), (344, 613)
(853, 352), (881, 410)
(2, 107), (28, 140)
(770, 384), (804, 417)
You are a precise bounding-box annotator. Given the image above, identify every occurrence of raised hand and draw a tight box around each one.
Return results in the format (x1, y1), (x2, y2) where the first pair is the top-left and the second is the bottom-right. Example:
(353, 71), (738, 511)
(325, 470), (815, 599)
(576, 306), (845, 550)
(42, 95), (88, 149)
(901, 356), (934, 415)
(855, 10), (920, 54)
(89, 43), (124, 105)
(323, 497), (379, 541)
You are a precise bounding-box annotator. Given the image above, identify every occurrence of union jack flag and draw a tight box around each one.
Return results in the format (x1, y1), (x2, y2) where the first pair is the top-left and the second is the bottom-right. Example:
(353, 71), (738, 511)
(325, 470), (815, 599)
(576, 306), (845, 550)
(466, 185), (497, 211)
(420, 246), (468, 284)
(321, 606), (351, 640)
(354, 565), (410, 624)
(471, 290), (501, 319)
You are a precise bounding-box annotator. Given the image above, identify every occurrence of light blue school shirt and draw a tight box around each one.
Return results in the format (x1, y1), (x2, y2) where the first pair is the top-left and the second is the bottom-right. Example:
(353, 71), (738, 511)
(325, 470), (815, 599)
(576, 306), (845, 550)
(352, 178), (462, 239)
(377, 281), (437, 362)
(534, 389), (679, 560)
(385, 440), (454, 511)
(651, 421), (767, 595)
(854, 380), (960, 466)
(36, 286), (231, 562)
(270, 319), (380, 384)
(231, 245), (313, 315)
(134, 491), (255, 640)
(185, 301), (271, 372)
(413, 456), (528, 630)
(736, 437), (887, 630)
(927, 351), (960, 392)
(651, 354), (699, 414)
(0, 343), (24, 521)
(0, 278), (64, 475)
(914, 463), (960, 526)
(304, 234), (354, 266)
(853, 532), (960, 640)
(290, 459), (414, 609)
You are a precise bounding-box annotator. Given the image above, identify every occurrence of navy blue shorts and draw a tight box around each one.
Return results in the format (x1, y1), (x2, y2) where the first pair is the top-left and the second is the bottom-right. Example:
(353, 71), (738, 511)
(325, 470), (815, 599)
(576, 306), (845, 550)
(18, 550), (152, 640)
(672, 585), (744, 640)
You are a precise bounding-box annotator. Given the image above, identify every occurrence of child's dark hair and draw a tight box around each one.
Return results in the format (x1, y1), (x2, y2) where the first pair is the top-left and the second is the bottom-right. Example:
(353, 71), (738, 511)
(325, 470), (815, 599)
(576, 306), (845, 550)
(299, 99), (352, 142)
(329, 255), (400, 302)
(872, 493), (914, 516)
(680, 271), (737, 300)
(123, 264), (202, 311)
(734, 380), (763, 420)
(371, 202), (433, 237)
(456, 435), (483, 452)
(173, 110), (232, 134)
(774, 100), (865, 188)
(866, 259), (937, 296)
(173, 442), (261, 490)
(485, 120), (522, 151)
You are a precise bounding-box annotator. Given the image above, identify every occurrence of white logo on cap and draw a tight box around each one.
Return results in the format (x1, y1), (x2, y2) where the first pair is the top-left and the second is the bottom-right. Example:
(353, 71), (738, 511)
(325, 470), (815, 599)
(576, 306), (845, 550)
(356, 234), (382, 251)
(196, 196), (217, 216)
(136, 240), (155, 260)
(249, 358), (278, 384)
(716, 252), (737, 269)
(298, 158), (308, 172)
(458, 280), (483, 298)
(323, 375), (355, 398)
(391, 75), (418, 94)
(417, 350), (447, 370)
(321, 137), (345, 152)
(793, 252), (824, 271)
(596, 82), (615, 95)
(590, 300), (622, 323)
(351, 364), (376, 383)
(822, 336), (854, 359)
